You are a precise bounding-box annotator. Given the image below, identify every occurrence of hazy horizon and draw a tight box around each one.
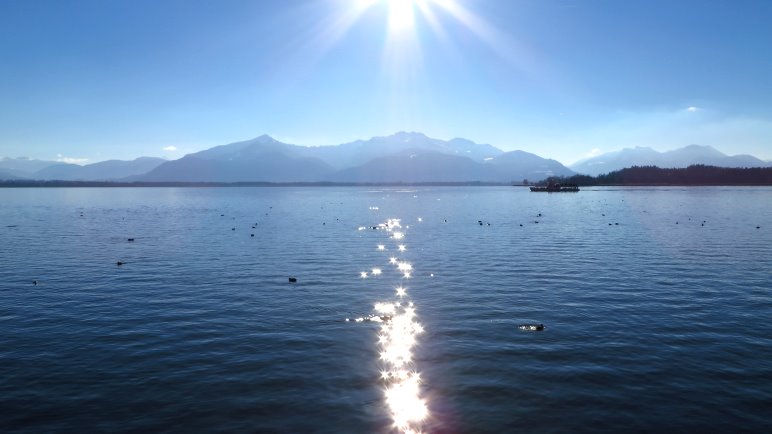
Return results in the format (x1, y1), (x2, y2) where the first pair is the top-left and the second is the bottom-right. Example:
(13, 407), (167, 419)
(2, 132), (770, 168)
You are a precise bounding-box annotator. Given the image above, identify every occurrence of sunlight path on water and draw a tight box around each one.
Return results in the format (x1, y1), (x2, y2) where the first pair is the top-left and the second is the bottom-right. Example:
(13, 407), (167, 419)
(374, 218), (428, 433)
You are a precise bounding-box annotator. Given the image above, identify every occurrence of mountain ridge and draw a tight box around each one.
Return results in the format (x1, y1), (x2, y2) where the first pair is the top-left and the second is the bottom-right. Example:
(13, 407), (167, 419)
(571, 145), (770, 176)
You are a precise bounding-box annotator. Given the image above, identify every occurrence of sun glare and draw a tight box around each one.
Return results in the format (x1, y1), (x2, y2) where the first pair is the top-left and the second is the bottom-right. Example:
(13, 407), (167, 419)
(389, 0), (416, 31)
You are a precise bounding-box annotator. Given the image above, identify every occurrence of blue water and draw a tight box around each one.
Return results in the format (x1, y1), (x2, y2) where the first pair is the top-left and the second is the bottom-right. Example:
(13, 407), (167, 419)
(1, 186), (771, 433)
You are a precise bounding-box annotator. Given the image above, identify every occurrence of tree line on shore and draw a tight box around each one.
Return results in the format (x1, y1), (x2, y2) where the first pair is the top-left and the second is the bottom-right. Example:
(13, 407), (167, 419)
(540, 165), (772, 186)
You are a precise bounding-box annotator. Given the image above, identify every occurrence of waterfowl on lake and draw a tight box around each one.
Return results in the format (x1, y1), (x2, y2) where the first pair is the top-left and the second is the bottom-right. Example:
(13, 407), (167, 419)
(518, 323), (545, 331)
(116, 261), (124, 266)
(288, 277), (297, 283)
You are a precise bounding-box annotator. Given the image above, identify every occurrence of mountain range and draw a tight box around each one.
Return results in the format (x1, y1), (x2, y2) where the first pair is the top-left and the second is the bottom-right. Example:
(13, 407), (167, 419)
(0, 156), (166, 181)
(2, 134), (769, 183)
(139, 132), (571, 183)
(570, 145), (770, 176)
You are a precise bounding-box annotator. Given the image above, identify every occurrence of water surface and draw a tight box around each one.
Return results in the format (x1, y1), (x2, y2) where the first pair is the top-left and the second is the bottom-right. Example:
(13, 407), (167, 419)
(1, 186), (771, 432)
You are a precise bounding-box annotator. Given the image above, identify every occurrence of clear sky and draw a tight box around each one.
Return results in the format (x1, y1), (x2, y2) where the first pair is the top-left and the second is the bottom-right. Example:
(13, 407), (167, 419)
(1, 0), (771, 165)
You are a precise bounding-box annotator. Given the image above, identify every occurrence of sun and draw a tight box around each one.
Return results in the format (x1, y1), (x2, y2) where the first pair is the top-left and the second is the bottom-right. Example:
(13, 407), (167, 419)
(388, 0), (416, 31)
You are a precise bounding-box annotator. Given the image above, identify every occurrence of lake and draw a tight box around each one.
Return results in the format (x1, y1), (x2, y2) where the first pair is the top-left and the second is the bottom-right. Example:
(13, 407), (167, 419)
(1, 186), (771, 433)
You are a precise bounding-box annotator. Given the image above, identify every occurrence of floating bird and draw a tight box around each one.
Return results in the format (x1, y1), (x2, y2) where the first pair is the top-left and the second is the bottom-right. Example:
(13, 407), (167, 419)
(33, 280), (37, 286)
(251, 234), (255, 237)
(127, 238), (134, 242)
(116, 261), (124, 266)
(288, 277), (297, 283)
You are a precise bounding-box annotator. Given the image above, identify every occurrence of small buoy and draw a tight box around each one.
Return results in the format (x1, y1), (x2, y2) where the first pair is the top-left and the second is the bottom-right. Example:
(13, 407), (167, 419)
(116, 261), (124, 266)
(127, 238), (134, 242)
(288, 277), (297, 283)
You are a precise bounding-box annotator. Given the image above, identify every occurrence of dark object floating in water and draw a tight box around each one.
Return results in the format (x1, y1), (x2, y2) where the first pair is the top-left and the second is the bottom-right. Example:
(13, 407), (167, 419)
(519, 224), (523, 227)
(478, 220), (483, 225)
(530, 181), (579, 192)
(127, 238), (134, 242)
(251, 234), (255, 237)
(288, 277), (297, 283)
(231, 227), (235, 231)
(33, 280), (37, 286)
(220, 214), (224, 217)
(519, 323), (545, 331)
(757, 226), (761, 229)
(116, 261), (125, 266)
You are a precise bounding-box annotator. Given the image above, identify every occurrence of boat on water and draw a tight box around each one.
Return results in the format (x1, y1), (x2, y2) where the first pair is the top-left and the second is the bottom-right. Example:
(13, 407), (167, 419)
(529, 181), (580, 192)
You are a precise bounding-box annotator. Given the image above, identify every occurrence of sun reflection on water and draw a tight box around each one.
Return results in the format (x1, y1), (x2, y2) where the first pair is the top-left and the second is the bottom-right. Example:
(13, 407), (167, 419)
(365, 217), (428, 433)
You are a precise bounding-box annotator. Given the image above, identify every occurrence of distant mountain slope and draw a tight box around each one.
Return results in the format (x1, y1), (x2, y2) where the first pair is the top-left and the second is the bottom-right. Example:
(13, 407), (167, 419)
(311, 131), (503, 168)
(329, 149), (574, 183)
(0, 168), (24, 180)
(140, 135), (335, 182)
(330, 151), (487, 183)
(33, 157), (167, 180)
(571, 145), (770, 176)
(486, 150), (573, 182)
(0, 157), (58, 178)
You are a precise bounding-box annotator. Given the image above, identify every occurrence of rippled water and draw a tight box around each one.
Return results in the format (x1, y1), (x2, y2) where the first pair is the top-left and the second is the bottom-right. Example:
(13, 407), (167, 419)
(1, 186), (771, 433)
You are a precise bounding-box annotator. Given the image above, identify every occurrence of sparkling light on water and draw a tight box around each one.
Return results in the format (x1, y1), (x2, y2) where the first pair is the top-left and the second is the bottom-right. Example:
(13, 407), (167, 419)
(366, 217), (428, 433)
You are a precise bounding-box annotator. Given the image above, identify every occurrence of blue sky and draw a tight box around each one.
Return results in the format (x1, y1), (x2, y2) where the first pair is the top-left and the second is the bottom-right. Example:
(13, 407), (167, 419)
(1, 0), (771, 165)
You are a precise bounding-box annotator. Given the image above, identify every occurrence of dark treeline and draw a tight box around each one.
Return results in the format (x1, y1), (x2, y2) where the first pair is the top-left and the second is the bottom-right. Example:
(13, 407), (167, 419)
(543, 165), (772, 186)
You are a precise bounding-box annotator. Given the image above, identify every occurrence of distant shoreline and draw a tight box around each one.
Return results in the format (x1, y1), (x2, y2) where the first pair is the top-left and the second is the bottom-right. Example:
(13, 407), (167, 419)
(2, 165), (771, 188)
(1, 181), (771, 188)
(0, 180), (511, 188)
